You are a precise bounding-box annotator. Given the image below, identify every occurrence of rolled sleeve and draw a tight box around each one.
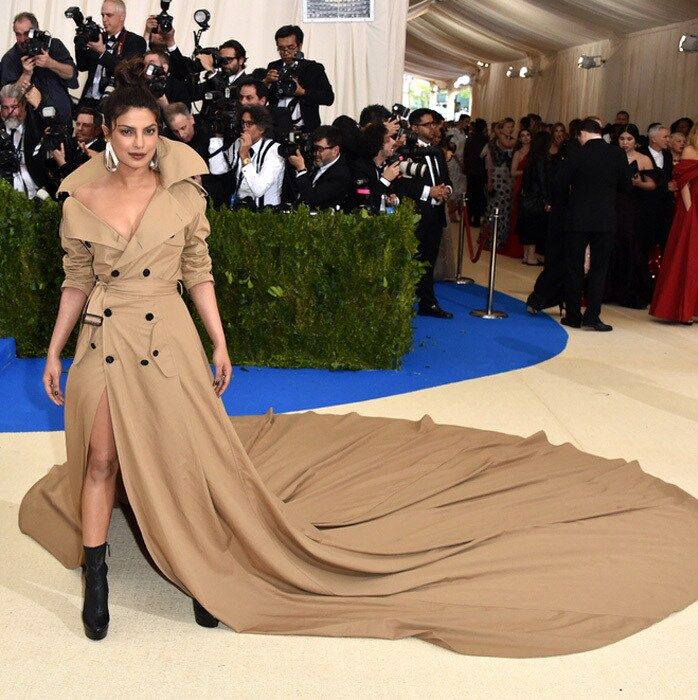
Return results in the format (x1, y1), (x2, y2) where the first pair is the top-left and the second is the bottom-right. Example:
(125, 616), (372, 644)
(60, 221), (96, 296)
(181, 191), (215, 291)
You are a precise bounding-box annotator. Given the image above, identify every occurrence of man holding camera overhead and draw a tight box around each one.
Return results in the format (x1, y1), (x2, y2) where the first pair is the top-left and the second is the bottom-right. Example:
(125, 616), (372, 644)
(261, 25), (334, 134)
(1, 12), (78, 127)
(75, 0), (146, 109)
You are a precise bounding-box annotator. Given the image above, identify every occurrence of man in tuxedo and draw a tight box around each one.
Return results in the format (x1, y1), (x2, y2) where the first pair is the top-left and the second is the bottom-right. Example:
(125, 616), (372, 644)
(191, 40), (250, 103)
(400, 108), (453, 318)
(261, 25), (334, 134)
(0, 81), (48, 197)
(1, 12), (78, 127)
(76, 0), (147, 109)
(557, 119), (632, 331)
(640, 124), (674, 251)
(48, 106), (105, 184)
(287, 125), (351, 210)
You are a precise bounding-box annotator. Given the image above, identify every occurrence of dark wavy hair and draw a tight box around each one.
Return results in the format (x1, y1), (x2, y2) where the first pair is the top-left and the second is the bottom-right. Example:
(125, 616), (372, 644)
(358, 122), (388, 160)
(101, 56), (162, 131)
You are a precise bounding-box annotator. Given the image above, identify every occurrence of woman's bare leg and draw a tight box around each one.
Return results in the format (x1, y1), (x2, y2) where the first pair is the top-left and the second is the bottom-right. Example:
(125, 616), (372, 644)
(82, 389), (119, 546)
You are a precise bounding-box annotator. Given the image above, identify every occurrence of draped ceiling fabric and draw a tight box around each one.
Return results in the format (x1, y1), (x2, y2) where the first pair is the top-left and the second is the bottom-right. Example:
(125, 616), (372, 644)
(1, 0), (408, 123)
(406, 1), (698, 128)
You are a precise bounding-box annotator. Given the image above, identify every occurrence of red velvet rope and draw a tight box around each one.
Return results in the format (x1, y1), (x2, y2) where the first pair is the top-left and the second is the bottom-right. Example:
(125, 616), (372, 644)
(458, 199), (487, 264)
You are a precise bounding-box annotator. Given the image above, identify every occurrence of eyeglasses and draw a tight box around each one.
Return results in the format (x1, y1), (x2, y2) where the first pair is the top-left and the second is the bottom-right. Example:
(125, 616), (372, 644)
(220, 57), (238, 64)
(312, 145), (334, 152)
(276, 43), (298, 54)
(241, 119), (256, 127)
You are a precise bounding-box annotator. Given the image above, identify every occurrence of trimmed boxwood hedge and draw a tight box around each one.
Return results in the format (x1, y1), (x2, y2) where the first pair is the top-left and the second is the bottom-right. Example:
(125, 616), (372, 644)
(0, 180), (423, 369)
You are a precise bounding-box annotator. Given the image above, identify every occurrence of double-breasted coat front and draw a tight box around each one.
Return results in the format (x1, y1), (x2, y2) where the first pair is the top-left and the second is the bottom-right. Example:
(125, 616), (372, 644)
(17, 138), (698, 658)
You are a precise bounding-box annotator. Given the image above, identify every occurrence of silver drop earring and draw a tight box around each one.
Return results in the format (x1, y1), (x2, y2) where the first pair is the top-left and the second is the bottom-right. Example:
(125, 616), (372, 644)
(149, 146), (160, 171)
(103, 141), (119, 173)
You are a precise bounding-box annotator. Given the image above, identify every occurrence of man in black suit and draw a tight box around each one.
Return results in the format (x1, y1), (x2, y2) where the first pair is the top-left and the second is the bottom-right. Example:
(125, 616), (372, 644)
(287, 125), (351, 210)
(143, 48), (193, 110)
(261, 25), (334, 134)
(0, 81), (48, 197)
(76, 0), (147, 109)
(349, 121), (402, 212)
(557, 118), (632, 331)
(400, 108), (453, 319)
(640, 124), (674, 251)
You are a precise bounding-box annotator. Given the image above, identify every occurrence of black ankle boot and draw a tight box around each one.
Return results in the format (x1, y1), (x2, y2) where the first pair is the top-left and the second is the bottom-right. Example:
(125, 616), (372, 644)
(82, 543), (110, 640)
(193, 598), (219, 628)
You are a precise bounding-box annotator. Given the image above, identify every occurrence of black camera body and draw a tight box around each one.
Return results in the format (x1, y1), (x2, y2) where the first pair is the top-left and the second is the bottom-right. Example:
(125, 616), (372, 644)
(0, 130), (21, 178)
(65, 7), (102, 50)
(201, 85), (240, 141)
(155, 0), (174, 35)
(41, 107), (71, 156)
(277, 129), (311, 160)
(277, 52), (304, 98)
(144, 63), (168, 99)
(20, 29), (52, 57)
(194, 47), (226, 72)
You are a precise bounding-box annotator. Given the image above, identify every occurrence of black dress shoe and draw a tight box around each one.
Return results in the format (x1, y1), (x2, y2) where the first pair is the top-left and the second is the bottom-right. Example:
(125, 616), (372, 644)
(560, 317), (581, 328)
(582, 320), (613, 332)
(82, 543), (110, 641)
(418, 304), (453, 319)
(193, 598), (219, 628)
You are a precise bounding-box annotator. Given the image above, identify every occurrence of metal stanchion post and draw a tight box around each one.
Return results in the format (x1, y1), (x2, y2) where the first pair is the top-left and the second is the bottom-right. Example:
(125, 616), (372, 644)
(470, 206), (508, 319)
(454, 193), (474, 285)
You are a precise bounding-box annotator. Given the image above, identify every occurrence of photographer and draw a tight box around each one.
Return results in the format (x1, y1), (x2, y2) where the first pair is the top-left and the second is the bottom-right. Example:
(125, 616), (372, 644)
(194, 40), (250, 101)
(261, 25), (334, 133)
(48, 107), (105, 181)
(287, 125), (351, 210)
(209, 105), (285, 209)
(401, 108), (454, 319)
(0, 82), (48, 198)
(76, 0), (147, 109)
(349, 122), (401, 213)
(1, 12), (78, 127)
(163, 102), (231, 208)
(143, 48), (192, 109)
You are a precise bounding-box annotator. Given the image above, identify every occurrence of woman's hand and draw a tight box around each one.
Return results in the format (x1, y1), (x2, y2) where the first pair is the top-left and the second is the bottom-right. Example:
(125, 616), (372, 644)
(211, 344), (232, 397)
(43, 354), (64, 406)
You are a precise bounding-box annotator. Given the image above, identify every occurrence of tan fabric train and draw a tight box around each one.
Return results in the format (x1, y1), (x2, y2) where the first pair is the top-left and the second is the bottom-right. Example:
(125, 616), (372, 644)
(18, 138), (698, 658)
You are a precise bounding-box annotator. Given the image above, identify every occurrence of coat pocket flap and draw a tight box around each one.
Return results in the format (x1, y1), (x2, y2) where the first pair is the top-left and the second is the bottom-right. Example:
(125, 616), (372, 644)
(149, 320), (178, 377)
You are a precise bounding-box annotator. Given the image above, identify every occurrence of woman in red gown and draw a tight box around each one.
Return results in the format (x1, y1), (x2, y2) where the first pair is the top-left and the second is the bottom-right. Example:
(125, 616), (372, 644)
(650, 126), (698, 324)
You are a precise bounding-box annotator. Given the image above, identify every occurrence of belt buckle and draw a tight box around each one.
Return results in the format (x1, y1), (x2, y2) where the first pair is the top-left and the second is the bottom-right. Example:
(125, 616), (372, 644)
(82, 312), (103, 327)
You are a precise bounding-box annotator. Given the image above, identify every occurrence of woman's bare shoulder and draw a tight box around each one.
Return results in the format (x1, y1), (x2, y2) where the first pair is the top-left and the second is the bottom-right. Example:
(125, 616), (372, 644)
(682, 145), (698, 159)
(72, 175), (112, 206)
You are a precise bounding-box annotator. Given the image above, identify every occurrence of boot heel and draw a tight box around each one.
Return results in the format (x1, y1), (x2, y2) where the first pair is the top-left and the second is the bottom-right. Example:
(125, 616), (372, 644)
(193, 598), (219, 628)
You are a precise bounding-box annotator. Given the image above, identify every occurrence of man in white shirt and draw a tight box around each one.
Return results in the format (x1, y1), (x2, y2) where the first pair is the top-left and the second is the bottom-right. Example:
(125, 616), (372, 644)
(208, 105), (284, 209)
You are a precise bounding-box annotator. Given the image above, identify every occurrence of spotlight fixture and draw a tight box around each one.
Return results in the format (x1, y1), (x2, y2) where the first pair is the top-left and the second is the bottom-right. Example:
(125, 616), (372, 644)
(577, 54), (605, 69)
(518, 66), (539, 78)
(454, 74), (471, 88)
(506, 65), (515, 78)
(678, 34), (698, 52)
(476, 60), (490, 68)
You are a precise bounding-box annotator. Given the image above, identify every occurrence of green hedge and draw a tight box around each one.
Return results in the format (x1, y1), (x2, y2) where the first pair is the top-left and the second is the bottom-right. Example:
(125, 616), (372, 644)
(0, 180), (423, 369)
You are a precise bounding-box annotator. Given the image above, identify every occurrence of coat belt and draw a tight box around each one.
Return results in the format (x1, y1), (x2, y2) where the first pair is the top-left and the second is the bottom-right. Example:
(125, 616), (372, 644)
(82, 278), (180, 326)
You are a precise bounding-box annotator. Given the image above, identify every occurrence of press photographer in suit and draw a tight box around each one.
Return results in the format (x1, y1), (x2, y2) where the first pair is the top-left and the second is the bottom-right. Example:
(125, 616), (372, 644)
(349, 122), (402, 213)
(287, 125), (351, 210)
(399, 108), (453, 319)
(557, 118), (632, 332)
(48, 106), (105, 182)
(640, 124), (674, 251)
(76, 0), (147, 109)
(261, 25), (334, 133)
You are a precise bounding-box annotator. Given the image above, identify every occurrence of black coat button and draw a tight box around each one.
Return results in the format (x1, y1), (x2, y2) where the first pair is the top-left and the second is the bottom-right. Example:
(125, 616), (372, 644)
(104, 308), (112, 317)
(105, 355), (114, 363)
(143, 268), (151, 277)
(145, 313), (154, 321)
(140, 359), (149, 366)
(152, 350), (159, 357)
(111, 270), (119, 277)
(90, 342), (96, 349)
(84, 241), (91, 248)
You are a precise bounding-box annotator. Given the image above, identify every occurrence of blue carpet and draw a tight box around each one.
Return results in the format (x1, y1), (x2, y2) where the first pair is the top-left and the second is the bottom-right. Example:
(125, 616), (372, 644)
(0, 283), (567, 433)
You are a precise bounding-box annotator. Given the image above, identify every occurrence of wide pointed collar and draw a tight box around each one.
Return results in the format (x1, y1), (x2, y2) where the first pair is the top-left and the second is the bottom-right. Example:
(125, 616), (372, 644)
(57, 136), (208, 196)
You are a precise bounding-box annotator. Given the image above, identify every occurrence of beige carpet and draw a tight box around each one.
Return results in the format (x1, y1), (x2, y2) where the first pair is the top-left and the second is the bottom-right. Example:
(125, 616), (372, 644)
(1, 254), (696, 698)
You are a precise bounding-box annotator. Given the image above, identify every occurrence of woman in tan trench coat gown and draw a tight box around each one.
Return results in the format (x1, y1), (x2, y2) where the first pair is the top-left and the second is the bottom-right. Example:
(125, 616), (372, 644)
(18, 71), (698, 656)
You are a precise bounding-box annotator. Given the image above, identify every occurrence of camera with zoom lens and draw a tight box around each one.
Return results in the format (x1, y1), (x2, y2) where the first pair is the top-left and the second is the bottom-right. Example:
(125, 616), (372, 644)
(194, 47), (225, 72)
(155, 0), (174, 35)
(0, 130), (21, 179)
(65, 7), (102, 50)
(391, 102), (411, 141)
(41, 107), (71, 157)
(384, 153), (428, 179)
(277, 52), (304, 98)
(19, 29), (52, 57)
(201, 86), (240, 141)
(277, 129), (311, 160)
(144, 63), (168, 99)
